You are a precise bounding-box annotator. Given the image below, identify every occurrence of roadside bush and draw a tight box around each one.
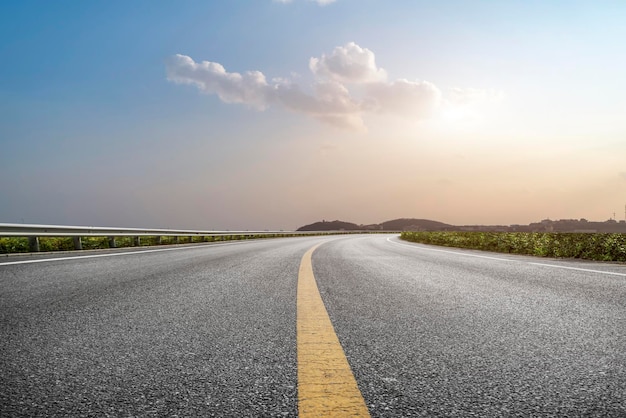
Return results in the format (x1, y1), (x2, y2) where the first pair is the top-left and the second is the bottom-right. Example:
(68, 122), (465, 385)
(39, 237), (74, 252)
(82, 237), (110, 250)
(0, 232), (322, 254)
(400, 231), (626, 262)
(0, 237), (29, 253)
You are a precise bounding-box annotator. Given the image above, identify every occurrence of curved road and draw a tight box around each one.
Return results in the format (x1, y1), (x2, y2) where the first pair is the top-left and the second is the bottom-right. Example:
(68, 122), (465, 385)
(1, 235), (625, 416)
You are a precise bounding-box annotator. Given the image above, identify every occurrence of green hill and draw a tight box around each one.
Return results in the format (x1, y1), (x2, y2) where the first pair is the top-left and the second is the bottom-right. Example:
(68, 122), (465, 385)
(296, 218), (452, 231)
(297, 220), (361, 231)
(381, 218), (452, 231)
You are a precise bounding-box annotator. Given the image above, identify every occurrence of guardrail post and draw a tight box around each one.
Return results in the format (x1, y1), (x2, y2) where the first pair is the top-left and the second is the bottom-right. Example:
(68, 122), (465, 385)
(133, 236), (140, 246)
(73, 236), (82, 250)
(28, 236), (40, 252)
(175, 236), (179, 244)
(156, 236), (162, 245)
(108, 236), (116, 248)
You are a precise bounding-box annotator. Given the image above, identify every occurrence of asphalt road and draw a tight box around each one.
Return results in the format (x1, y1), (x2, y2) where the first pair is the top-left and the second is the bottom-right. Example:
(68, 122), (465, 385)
(1, 235), (625, 416)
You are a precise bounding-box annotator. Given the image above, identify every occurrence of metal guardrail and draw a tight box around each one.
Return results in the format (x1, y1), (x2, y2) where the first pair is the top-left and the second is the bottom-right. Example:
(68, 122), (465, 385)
(0, 223), (304, 252)
(0, 223), (290, 237)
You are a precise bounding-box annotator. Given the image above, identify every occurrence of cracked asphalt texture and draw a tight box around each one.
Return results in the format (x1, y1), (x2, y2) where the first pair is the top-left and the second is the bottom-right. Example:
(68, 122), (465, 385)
(2, 234), (625, 416)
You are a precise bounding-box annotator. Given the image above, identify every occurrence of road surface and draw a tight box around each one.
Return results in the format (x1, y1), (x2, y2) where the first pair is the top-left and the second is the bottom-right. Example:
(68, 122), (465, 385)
(1, 235), (625, 416)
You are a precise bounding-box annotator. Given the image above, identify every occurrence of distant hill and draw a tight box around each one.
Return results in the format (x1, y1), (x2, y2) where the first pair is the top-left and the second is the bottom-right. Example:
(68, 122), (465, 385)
(297, 220), (361, 231)
(296, 217), (626, 233)
(296, 218), (452, 231)
(381, 218), (452, 231)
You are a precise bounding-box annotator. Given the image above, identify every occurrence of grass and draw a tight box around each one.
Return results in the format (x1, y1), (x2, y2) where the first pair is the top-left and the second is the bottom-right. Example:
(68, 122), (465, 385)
(400, 231), (626, 262)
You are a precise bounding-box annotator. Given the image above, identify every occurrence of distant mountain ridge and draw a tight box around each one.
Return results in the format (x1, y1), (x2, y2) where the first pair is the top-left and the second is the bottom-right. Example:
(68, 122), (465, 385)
(296, 217), (626, 233)
(381, 218), (452, 231)
(296, 218), (452, 231)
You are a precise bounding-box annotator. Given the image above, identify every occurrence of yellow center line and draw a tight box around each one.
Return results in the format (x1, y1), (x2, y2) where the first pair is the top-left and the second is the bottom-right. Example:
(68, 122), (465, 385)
(297, 243), (370, 417)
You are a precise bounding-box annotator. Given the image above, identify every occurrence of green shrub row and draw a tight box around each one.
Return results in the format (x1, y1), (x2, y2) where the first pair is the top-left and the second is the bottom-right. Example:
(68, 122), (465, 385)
(0, 233), (303, 254)
(400, 231), (626, 262)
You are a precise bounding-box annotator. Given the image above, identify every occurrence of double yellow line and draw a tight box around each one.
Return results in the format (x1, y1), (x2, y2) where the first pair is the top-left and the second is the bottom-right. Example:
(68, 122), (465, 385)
(297, 244), (370, 417)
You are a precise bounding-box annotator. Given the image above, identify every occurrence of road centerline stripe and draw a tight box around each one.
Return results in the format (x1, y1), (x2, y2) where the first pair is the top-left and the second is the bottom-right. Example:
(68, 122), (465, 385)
(297, 243), (370, 417)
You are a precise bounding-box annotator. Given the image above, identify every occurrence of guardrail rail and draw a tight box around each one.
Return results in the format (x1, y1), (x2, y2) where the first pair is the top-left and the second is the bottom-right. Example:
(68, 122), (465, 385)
(0, 223), (306, 252)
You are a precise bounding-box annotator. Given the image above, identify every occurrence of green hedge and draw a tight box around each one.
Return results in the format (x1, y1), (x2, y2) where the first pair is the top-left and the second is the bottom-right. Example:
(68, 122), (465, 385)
(0, 237), (30, 253)
(400, 231), (626, 262)
(0, 233), (310, 254)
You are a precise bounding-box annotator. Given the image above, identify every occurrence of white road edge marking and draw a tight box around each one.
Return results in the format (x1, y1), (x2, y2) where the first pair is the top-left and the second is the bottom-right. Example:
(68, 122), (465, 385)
(387, 237), (626, 278)
(387, 237), (516, 262)
(0, 241), (248, 267)
(528, 262), (626, 277)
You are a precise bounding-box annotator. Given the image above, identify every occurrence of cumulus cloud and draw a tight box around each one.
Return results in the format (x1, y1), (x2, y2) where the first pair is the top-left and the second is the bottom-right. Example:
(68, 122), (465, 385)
(166, 54), (368, 130)
(309, 42), (387, 83)
(167, 42), (486, 130)
(272, 80), (366, 130)
(166, 54), (271, 110)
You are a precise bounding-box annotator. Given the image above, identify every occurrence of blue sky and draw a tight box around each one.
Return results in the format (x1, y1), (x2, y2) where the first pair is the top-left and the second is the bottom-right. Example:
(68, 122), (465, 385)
(2, 1), (626, 229)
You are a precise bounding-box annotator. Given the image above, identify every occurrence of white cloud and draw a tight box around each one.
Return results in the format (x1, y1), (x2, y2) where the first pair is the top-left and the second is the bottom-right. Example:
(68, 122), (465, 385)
(166, 54), (271, 110)
(273, 80), (360, 115)
(167, 54), (367, 129)
(271, 80), (366, 130)
(167, 42), (488, 131)
(309, 42), (387, 83)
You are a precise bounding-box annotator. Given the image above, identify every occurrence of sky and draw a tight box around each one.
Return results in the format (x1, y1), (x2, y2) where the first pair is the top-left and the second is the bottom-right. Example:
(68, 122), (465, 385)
(1, 0), (626, 230)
